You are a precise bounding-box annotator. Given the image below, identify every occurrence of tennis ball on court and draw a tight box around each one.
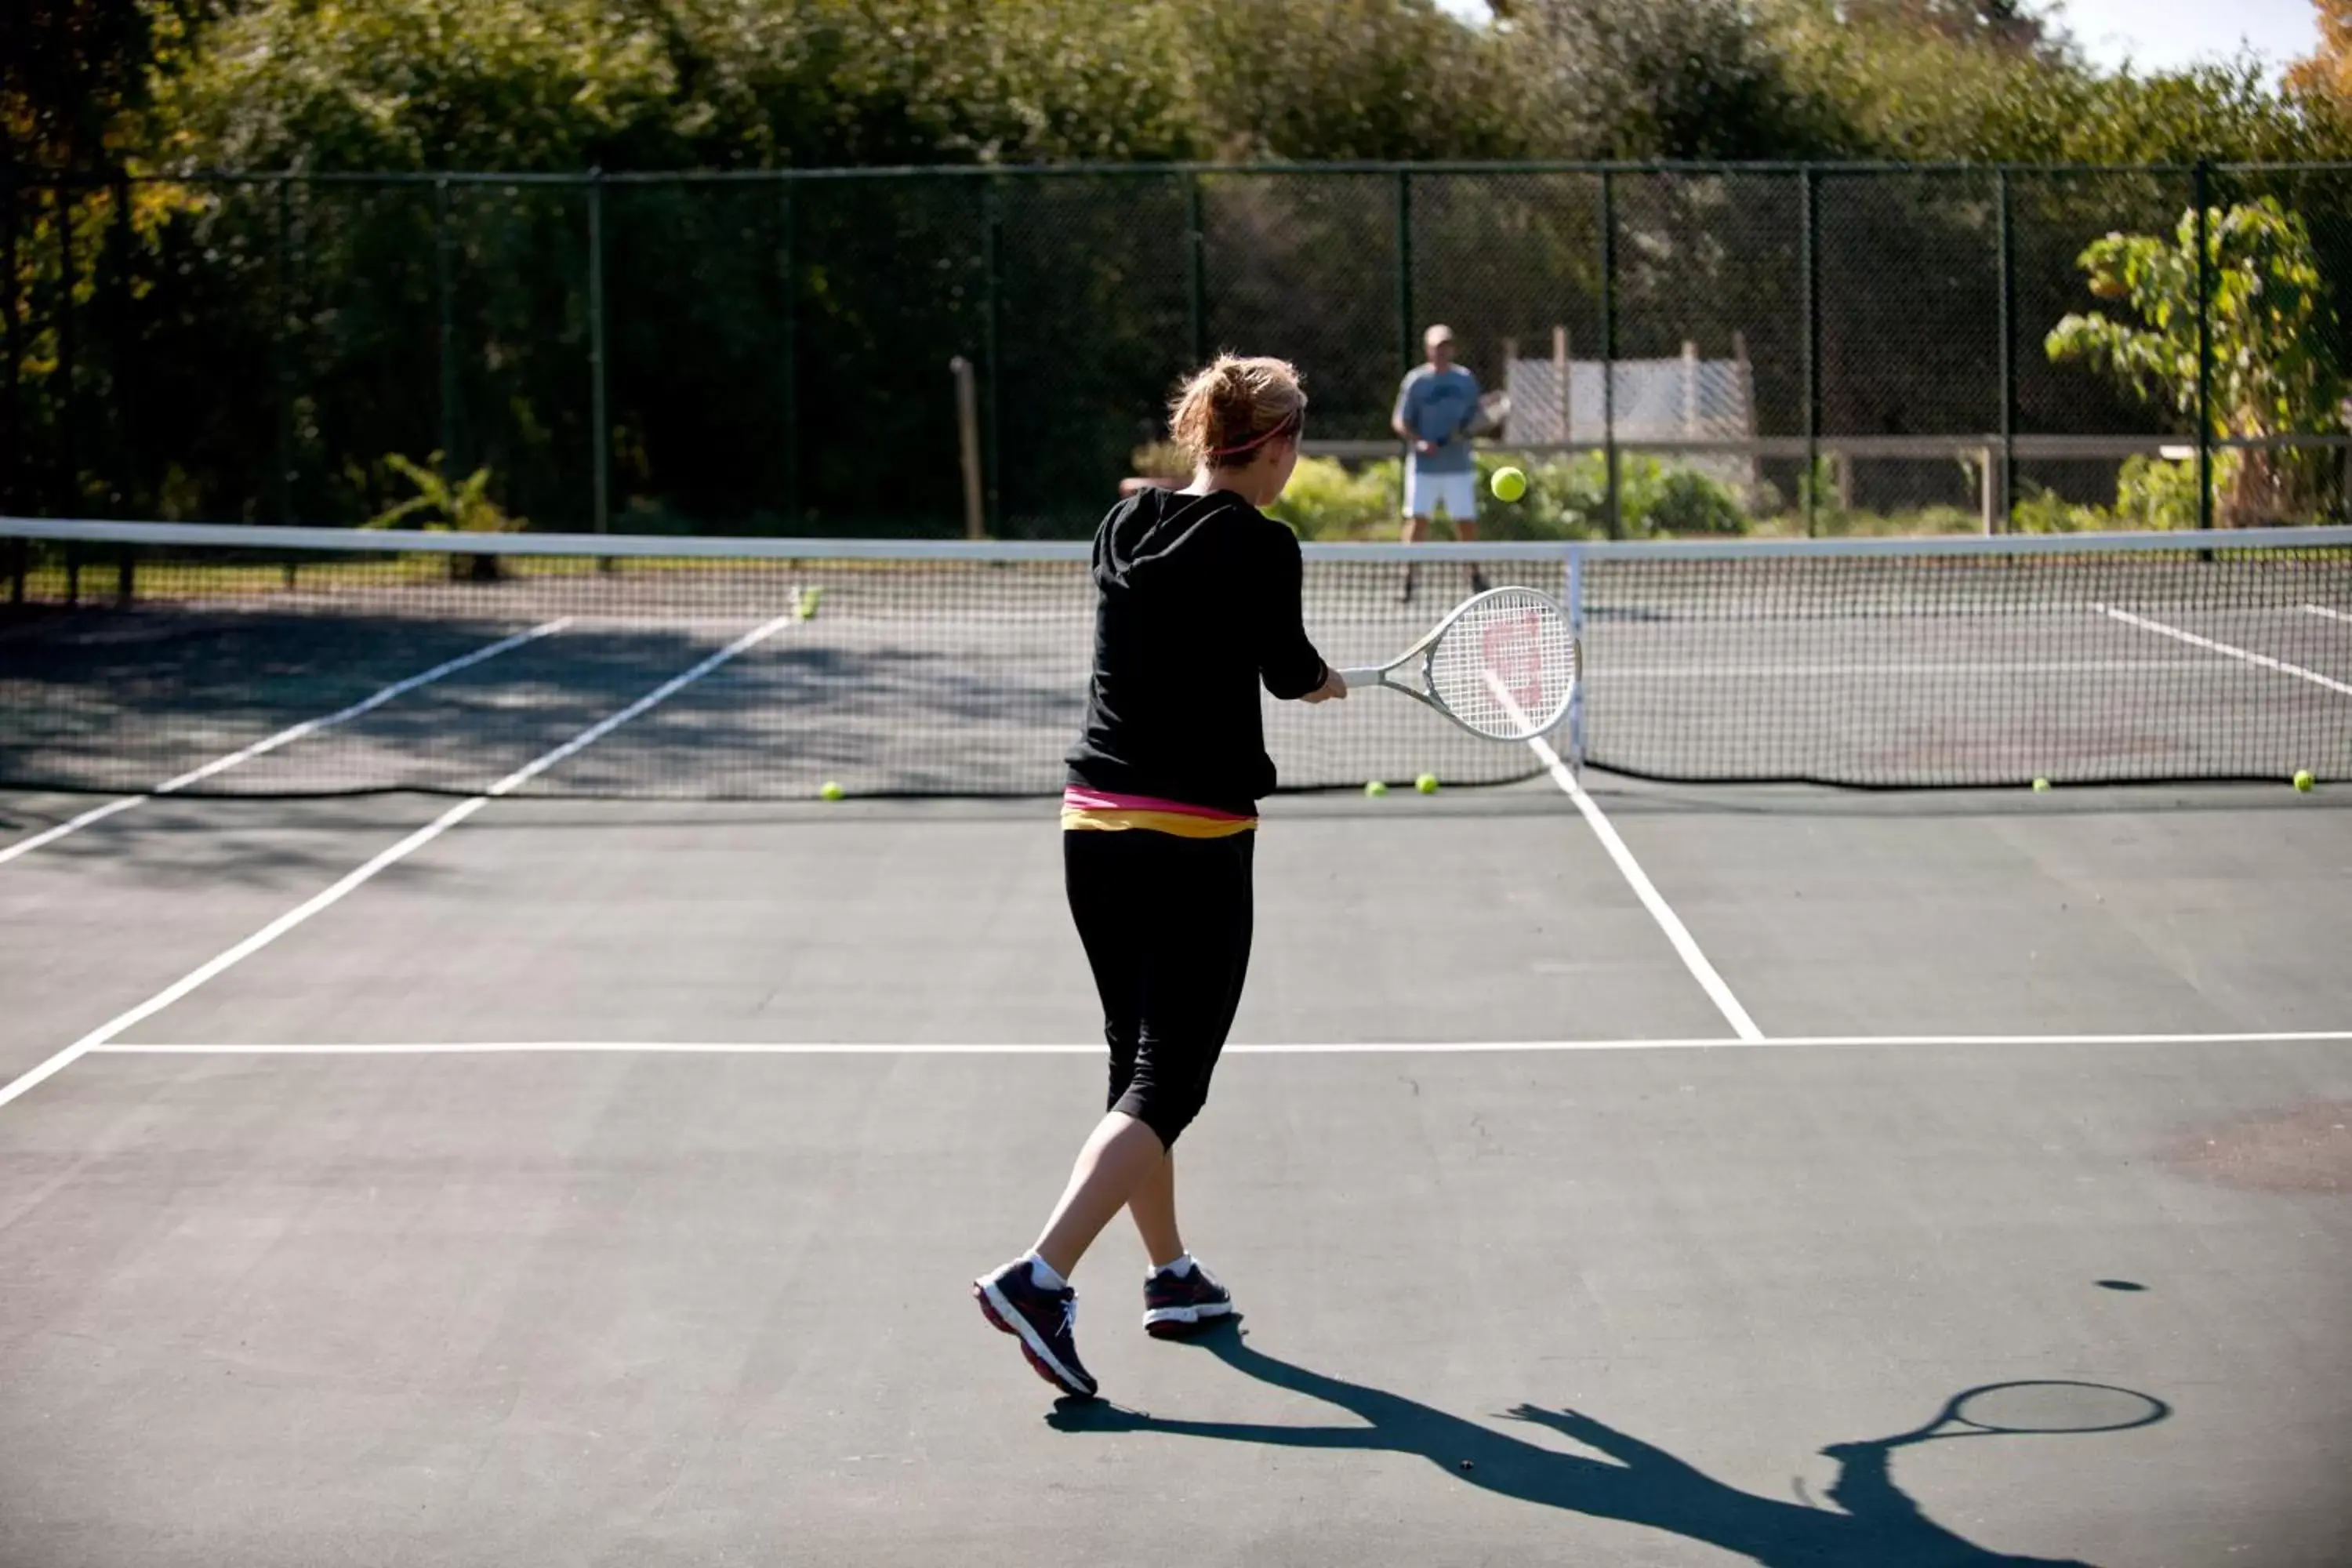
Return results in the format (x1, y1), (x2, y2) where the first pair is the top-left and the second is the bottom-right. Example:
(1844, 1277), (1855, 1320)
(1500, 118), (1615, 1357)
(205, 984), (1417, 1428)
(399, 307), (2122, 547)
(1416, 772), (1440, 795)
(2294, 768), (2315, 792)
(2031, 777), (2051, 793)
(795, 585), (825, 621)
(819, 780), (844, 801)
(1364, 779), (1389, 797)
(1490, 466), (1528, 503)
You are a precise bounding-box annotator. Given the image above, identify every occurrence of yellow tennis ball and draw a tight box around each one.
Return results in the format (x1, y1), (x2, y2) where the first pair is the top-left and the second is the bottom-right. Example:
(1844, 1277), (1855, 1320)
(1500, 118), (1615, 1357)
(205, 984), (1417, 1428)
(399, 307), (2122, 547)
(2294, 769), (2315, 792)
(819, 780), (844, 801)
(1416, 772), (1440, 794)
(1490, 466), (1527, 503)
(796, 586), (825, 621)
(2031, 778), (2051, 793)
(1364, 779), (1388, 797)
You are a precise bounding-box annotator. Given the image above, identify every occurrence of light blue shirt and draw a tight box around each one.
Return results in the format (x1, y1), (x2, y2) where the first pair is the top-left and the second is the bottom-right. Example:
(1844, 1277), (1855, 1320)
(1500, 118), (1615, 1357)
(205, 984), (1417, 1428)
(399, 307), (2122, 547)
(1395, 364), (1481, 474)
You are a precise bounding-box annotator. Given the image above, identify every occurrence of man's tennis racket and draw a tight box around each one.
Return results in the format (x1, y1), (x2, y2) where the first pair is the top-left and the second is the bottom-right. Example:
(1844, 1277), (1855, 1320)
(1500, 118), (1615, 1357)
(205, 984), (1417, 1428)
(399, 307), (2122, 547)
(1338, 586), (1575, 742)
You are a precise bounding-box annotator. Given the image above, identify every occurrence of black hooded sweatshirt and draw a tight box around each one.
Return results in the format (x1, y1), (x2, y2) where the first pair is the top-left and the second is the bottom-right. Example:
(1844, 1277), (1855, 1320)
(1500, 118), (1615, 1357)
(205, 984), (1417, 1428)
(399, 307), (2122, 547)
(1064, 486), (1330, 817)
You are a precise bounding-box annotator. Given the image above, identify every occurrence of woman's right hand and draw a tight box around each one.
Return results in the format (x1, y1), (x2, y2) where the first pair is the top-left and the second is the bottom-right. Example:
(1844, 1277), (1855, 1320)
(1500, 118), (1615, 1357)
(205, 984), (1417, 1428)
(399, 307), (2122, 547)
(1301, 667), (1348, 704)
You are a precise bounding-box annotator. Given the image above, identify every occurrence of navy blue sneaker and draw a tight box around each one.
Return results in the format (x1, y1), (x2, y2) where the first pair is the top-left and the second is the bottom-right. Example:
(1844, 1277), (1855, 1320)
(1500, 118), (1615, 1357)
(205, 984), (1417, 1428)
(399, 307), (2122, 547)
(1142, 1259), (1233, 1340)
(974, 1258), (1098, 1399)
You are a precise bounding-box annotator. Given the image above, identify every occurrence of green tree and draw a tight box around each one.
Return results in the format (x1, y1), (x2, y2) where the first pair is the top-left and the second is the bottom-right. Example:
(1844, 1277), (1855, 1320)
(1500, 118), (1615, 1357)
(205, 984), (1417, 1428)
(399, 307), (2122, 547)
(2047, 198), (2347, 525)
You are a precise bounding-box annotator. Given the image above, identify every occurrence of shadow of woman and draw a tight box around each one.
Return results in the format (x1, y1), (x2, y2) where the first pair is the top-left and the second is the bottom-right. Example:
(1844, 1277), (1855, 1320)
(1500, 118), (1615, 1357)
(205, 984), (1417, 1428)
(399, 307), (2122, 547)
(1049, 1326), (2161, 1567)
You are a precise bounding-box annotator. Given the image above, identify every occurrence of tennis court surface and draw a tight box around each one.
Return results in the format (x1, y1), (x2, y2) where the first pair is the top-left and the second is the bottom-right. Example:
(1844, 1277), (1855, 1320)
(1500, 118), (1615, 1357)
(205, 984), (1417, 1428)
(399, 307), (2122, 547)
(3, 520), (2350, 1567)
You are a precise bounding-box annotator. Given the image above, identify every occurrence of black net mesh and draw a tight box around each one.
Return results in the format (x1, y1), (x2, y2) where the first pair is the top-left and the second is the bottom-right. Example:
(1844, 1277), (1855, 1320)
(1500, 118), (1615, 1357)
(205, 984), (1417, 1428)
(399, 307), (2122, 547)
(4, 523), (2345, 799)
(9, 165), (2352, 546)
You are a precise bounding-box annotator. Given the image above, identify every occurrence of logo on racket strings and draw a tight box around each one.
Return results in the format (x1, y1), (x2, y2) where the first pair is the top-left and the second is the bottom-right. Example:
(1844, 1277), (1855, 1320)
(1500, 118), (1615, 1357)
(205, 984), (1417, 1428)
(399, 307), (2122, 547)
(1480, 613), (1548, 713)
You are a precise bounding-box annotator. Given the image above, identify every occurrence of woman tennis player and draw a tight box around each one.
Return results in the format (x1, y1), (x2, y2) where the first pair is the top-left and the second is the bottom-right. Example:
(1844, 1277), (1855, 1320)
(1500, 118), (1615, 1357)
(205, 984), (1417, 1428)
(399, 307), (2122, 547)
(974, 354), (1344, 1399)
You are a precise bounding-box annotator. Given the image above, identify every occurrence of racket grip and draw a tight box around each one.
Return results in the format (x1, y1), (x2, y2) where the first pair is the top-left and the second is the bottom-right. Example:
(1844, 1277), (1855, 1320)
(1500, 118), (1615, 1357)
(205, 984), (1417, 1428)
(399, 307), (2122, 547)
(1335, 667), (1381, 690)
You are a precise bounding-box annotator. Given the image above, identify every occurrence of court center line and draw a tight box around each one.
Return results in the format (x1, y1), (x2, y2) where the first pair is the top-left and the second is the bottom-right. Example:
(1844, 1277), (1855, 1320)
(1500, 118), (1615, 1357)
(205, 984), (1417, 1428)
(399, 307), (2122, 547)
(1483, 670), (1764, 1043)
(0, 614), (797, 1115)
(85, 1029), (2352, 1055)
(2307, 603), (2352, 626)
(0, 619), (571, 868)
(2098, 604), (2352, 698)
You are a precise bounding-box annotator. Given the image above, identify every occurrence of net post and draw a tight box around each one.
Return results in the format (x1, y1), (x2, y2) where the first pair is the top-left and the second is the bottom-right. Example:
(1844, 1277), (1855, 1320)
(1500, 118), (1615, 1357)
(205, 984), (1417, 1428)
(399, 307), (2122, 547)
(274, 174), (295, 525)
(1600, 169), (1620, 539)
(587, 167), (610, 538)
(1564, 543), (1586, 771)
(1995, 167), (2014, 535)
(2193, 161), (2214, 532)
(1395, 169), (1415, 380)
(434, 176), (457, 492)
(1800, 165), (1820, 538)
(1186, 171), (1207, 368)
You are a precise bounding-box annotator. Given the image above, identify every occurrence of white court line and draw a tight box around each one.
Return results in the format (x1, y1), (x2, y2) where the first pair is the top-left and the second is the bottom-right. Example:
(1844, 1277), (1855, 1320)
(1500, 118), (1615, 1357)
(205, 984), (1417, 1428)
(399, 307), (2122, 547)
(85, 1029), (2352, 1055)
(0, 613), (797, 1115)
(1484, 670), (1764, 1044)
(2098, 604), (2352, 698)
(2307, 604), (2352, 626)
(0, 619), (571, 868)
(1607, 660), (2211, 678)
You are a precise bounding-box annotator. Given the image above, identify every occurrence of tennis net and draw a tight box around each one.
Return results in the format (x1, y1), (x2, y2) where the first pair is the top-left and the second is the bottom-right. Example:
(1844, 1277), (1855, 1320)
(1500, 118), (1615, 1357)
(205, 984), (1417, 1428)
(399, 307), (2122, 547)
(3, 518), (2348, 798)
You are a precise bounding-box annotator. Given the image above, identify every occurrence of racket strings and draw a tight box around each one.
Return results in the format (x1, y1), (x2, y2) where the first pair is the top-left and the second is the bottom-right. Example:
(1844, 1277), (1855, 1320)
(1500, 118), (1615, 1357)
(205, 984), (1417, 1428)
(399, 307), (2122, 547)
(1426, 590), (1577, 741)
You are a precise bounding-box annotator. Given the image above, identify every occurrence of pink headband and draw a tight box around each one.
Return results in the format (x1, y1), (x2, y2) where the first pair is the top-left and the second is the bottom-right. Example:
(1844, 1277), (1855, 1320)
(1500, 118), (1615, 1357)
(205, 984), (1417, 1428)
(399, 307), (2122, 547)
(1207, 407), (1302, 458)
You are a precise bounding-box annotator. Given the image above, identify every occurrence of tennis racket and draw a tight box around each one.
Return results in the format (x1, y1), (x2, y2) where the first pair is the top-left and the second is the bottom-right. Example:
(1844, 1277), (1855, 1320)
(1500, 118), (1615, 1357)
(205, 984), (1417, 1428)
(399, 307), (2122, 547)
(1468, 389), (1511, 435)
(1338, 586), (1575, 742)
(1838, 1381), (2169, 1454)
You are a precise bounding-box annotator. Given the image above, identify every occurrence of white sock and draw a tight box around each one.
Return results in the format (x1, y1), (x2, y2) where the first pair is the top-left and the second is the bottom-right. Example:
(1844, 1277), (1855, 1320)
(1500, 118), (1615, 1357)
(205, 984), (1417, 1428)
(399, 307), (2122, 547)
(1152, 1253), (1195, 1279)
(1024, 1251), (1069, 1293)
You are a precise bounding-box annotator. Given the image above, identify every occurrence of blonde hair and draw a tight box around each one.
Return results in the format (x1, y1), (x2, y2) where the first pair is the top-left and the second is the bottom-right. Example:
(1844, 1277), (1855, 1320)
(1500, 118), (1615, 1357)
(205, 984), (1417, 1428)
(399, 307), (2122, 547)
(1168, 355), (1306, 470)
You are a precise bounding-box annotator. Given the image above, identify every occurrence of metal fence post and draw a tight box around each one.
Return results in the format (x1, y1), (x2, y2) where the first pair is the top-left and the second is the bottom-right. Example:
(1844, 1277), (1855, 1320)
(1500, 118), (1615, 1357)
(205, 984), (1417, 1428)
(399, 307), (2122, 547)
(434, 176), (457, 488)
(1396, 169), (1415, 378)
(1601, 169), (1619, 539)
(2193, 160), (2214, 531)
(57, 186), (76, 518)
(107, 175), (132, 520)
(1186, 171), (1207, 369)
(982, 176), (1002, 536)
(587, 168), (609, 535)
(778, 176), (798, 524)
(274, 175), (295, 524)
(1, 168), (16, 521)
(1996, 167), (2015, 534)
(1801, 166), (1820, 537)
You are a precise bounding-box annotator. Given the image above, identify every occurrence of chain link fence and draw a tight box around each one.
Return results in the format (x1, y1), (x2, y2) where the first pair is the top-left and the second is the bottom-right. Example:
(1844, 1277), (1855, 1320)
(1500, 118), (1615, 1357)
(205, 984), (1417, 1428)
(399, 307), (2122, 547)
(6, 163), (2348, 540)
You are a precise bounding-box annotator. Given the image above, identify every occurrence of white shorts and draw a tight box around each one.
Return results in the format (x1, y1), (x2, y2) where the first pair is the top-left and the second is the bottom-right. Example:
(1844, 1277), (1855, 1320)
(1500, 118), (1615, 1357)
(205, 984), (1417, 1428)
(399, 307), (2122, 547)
(1404, 465), (1479, 522)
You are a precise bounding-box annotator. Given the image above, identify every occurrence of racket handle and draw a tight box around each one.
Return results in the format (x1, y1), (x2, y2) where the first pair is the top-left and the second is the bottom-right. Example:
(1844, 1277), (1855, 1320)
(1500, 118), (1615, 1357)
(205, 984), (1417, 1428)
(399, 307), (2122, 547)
(1335, 667), (1381, 690)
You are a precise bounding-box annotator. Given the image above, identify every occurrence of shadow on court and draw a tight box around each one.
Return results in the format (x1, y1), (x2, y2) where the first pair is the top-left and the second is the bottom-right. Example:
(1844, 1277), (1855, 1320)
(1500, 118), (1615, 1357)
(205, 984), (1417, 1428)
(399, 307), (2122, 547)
(1053, 1323), (2163, 1567)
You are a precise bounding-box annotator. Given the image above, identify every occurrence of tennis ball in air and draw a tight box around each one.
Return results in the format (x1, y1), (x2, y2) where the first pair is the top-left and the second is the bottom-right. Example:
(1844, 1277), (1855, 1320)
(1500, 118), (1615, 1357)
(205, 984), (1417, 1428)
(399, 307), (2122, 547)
(1416, 772), (1440, 795)
(2294, 768), (2315, 792)
(2031, 778), (2051, 793)
(819, 780), (844, 801)
(795, 586), (825, 621)
(1364, 779), (1389, 797)
(1490, 466), (1528, 503)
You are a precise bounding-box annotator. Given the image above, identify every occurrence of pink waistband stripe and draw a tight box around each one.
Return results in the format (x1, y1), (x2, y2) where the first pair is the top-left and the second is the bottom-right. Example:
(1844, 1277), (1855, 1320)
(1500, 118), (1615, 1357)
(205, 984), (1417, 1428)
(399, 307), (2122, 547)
(1061, 786), (1252, 822)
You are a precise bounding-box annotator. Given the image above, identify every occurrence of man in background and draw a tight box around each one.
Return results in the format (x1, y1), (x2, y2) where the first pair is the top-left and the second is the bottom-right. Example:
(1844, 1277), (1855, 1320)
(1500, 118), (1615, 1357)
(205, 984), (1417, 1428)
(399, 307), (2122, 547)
(1391, 324), (1485, 599)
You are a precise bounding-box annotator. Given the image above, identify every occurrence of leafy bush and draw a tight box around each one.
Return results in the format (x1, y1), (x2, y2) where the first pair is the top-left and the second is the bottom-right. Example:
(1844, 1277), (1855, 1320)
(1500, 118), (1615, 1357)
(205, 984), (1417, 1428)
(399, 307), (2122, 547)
(1268, 456), (1399, 539)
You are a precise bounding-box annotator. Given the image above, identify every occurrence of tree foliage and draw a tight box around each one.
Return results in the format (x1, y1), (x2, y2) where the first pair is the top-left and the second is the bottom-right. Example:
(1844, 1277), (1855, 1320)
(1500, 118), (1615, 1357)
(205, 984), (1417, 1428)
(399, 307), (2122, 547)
(2049, 199), (2347, 524)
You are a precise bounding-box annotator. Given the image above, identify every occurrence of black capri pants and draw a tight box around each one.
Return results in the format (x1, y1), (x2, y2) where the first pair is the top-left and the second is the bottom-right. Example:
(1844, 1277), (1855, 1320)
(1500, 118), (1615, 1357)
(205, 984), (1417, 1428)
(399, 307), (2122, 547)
(1063, 826), (1254, 1149)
